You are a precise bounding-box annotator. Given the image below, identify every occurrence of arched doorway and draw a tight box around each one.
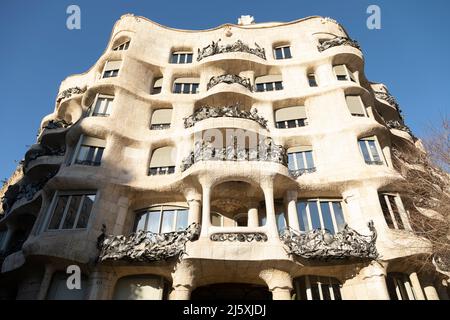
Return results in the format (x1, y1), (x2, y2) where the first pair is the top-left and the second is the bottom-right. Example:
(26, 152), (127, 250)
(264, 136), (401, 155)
(191, 283), (272, 300)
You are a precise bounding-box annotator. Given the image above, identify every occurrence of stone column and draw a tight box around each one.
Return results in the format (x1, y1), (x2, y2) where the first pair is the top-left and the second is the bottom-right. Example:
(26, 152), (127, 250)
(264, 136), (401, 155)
(260, 269), (293, 300)
(342, 262), (390, 300)
(37, 264), (55, 300)
(262, 182), (279, 241)
(420, 275), (440, 300)
(247, 200), (259, 228)
(170, 261), (196, 300)
(285, 190), (299, 231)
(188, 199), (202, 225)
(409, 272), (426, 300)
(86, 270), (114, 300)
(200, 184), (211, 238)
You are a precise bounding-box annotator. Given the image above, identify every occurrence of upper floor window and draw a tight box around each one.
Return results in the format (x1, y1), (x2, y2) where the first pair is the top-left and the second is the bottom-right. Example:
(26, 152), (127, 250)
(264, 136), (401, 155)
(379, 193), (407, 230)
(333, 64), (356, 83)
(73, 136), (106, 167)
(274, 45), (292, 60)
(287, 146), (316, 174)
(102, 60), (121, 78)
(275, 106), (308, 129)
(150, 109), (172, 130)
(91, 94), (113, 117)
(255, 75), (283, 92)
(45, 192), (96, 231)
(149, 146), (175, 175)
(358, 137), (384, 165)
(173, 78), (199, 94)
(294, 276), (342, 300)
(134, 206), (189, 234)
(170, 51), (193, 64)
(346, 95), (367, 117)
(296, 199), (346, 234)
(308, 73), (318, 87)
(152, 78), (163, 95)
(386, 273), (416, 300)
(113, 40), (130, 51)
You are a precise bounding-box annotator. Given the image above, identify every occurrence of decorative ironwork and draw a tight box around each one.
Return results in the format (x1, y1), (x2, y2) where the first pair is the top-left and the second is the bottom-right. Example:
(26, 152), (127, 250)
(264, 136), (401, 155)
(23, 144), (65, 170)
(97, 223), (200, 262)
(318, 36), (361, 52)
(183, 104), (268, 129)
(43, 119), (72, 130)
(207, 74), (253, 91)
(181, 136), (287, 171)
(280, 221), (378, 260)
(56, 86), (86, 103)
(386, 120), (413, 135)
(289, 167), (317, 179)
(197, 39), (266, 61)
(210, 232), (268, 242)
(374, 91), (400, 111)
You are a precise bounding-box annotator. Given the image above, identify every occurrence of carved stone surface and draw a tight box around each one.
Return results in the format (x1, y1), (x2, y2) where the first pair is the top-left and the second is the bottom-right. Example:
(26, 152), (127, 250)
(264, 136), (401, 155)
(197, 39), (266, 61)
(23, 144), (65, 170)
(374, 91), (400, 111)
(207, 74), (253, 92)
(183, 104), (268, 129)
(280, 221), (378, 260)
(289, 167), (317, 179)
(386, 120), (413, 135)
(56, 86), (86, 103)
(317, 36), (361, 52)
(181, 137), (287, 171)
(97, 223), (200, 262)
(210, 232), (268, 242)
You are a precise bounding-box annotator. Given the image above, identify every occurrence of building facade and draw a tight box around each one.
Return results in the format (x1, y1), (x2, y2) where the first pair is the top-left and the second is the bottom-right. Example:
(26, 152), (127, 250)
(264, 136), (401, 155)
(0, 14), (448, 300)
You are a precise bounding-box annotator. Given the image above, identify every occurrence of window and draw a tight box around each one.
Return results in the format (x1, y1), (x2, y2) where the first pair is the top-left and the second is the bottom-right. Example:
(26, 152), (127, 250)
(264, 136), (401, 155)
(173, 78), (199, 94)
(296, 199), (346, 234)
(113, 40), (130, 51)
(308, 74), (318, 87)
(134, 206), (189, 233)
(102, 60), (121, 78)
(275, 204), (287, 233)
(255, 75), (283, 92)
(234, 213), (248, 227)
(152, 78), (163, 94)
(149, 146), (175, 175)
(379, 194), (406, 230)
(274, 46), (292, 60)
(358, 137), (384, 165)
(46, 272), (88, 300)
(45, 192), (96, 231)
(346, 95), (367, 117)
(113, 275), (167, 300)
(170, 51), (193, 64)
(333, 64), (356, 82)
(73, 136), (106, 166)
(287, 146), (316, 175)
(91, 95), (113, 117)
(295, 276), (342, 300)
(150, 109), (172, 130)
(275, 106), (308, 129)
(211, 212), (225, 227)
(386, 273), (416, 300)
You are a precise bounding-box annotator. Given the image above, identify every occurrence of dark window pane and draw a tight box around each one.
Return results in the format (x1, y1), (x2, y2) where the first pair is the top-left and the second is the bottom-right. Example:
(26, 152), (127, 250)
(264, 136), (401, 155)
(183, 84), (190, 94)
(180, 54), (186, 64)
(62, 196), (82, 229)
(320, 202), (335, 234)
(48, 196), (69, 230)
(275, 82), (283, 90)
(149, 168), (158, 175)
(359, 140), (371, 163)
(386, 275), (399, 300)
(191, 83), (199, 93)
(75, 195), (95, 229)
(168, 166), (175, 174)
(94, 148), (104, 166)
(389, 196), (404, 229)
(256, 83), (264, 92)
(379, 195), (394, 228)
(283, 47), (292, 59)
(332, 284), (342, 300)
(174, 83), (182, 93)
(186, 54), (193, 63)
(276, 213), (286, 233)
(321, 283), (331, 300)
(152, 87), (161, 94)
(305, 151), (314, 169)
(295, 277), (307, 300)
(170, 54), (178, 64)
(265, 83), (274, 91)
(287, 120), (296, 128)
(309, 276), (320, 300)
(176, 210), (189, 230)
(332, 202), (346, 231)
(288, 153), (296, 171)
(308, 201), (321, 230)
(275, 48), (283, 60)
(276, 121), (286, 129)
(308, 75), (317, 87)
(368, 140), (381, 162)
(296, 202), (308, 231)
(337, 75), (347, 81)
(296, 153), (306, 170)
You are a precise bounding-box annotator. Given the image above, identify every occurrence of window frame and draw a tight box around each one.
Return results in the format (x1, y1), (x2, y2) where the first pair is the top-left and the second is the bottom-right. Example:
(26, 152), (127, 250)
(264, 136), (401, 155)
(170, 51), (193, 64)
(345, 95), (367, 117)
(89, 93), (114, 117)
(134, 205), (189, 234)
(101, 60), (122, 79)
(333, 64), (357, 83)
(172, 82), (199, 94)
(379, 193), (410, 230)
(358, 137), (386, 166)
(273, 45), (292, 60)
(71, 135), (106, 167)
(296, 199), (346, 234)
(387, 273), (416, 300)
(112, 40), (130, 51)
(308, 73), (318, 87)
(295, 275), (342, 300)
(255, 81), (284, 92)
(287, 149), (316, 172)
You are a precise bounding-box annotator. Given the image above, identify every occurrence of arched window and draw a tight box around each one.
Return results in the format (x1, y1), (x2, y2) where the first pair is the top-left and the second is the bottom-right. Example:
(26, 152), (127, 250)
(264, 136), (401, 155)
(148, 146), (176, 175)
(255, 75), (283, 92)
(294, 275), (342, 300)
(113, 275), (168, 300)
(134, 205), (189, 233)
(150, 109), (172, 130)
(113, 40), (130, 51)
(275, 106), (307, 129)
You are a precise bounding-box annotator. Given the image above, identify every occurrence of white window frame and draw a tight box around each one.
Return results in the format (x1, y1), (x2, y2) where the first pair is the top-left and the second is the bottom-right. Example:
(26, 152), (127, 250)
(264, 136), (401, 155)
(333, 64), (357, 83)
(255, 81), (283, 92)
(173, 82), (199, 94)
(40, 190), (98, 234)
(288, 150), (315, 171)
(71, 135), (105, 167)
(113, 40), (130, 51)
(134, 205), (189, 234)
(89, 94), (114, 117)
(101, 60), (122, 79)
(358, 137), (386, 166)
(273, 45), (292, 60)
(297, 199), (346, 234)
(379, 193), (411, 230)
(170, 51), (193, 64)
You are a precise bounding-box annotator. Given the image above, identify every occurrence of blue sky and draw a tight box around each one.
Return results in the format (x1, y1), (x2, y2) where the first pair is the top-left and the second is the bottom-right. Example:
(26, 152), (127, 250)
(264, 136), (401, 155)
(0, 0), (449, 180)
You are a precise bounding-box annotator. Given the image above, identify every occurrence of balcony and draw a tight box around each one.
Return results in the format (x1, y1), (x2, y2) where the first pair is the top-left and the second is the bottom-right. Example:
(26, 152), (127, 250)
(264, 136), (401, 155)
(207, 74), (253, 92)
(288, 167), (317, 179)
(183, 104), (268, 129)
(317, 36), (361, 52)
(23, 144), (65, 174)
(196, 39), (266, 62)
(56, 86), (86, 104)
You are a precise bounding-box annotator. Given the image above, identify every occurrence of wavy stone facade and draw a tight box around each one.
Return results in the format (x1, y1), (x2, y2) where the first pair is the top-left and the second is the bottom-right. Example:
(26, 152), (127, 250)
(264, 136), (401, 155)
(0, 14), (448, 300)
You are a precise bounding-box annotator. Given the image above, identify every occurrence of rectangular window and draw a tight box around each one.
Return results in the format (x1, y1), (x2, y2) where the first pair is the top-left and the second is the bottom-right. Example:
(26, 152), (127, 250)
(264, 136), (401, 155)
(296, 199), (345, 234)
(295, 276), (342, 300)
(287, 147), (316, 175)
(170, 52), (193, 64)
(46, 193), (96, 231)
(134, 207), (189, 233)
(113, 41), (130, 51)
(92, 95), (113, 117)
(148, 166), (175, 176)
(274, 46), (292, 60)
(333, 65), (356, 83)
(75, 145), (104, 166)
(359, 138), (384, 165)
(346, 95), (366, 117)
(152, 78), (163, 95)
(173, 83), (199, 94)
(379, 194), (406, 230)
(308, 74), (318, 87)
(275, 106), (308, 129)
(102, 60), (121, 79)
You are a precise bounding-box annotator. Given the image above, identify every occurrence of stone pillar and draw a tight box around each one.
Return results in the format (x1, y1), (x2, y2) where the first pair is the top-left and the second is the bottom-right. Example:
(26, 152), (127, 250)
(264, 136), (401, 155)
(342, 262), (390, 300)
(420, 275), (440, 300)
(409, 272), (426, 300)
(285, 190), (299, 231)
(262, 182), (279, 241)
(86, 271), (114, 300)
(247, 200), (259, 228)
(200, 184), (211, 238)
(170, 261), (196, 300)
(37, 264), (55, 300)
(188, 199), (202, 225)
(259, 269), (293, 300)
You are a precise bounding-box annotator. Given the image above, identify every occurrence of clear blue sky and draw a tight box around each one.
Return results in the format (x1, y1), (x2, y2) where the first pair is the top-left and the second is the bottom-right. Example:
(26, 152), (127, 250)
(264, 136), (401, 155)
(0, 0), (449, 180)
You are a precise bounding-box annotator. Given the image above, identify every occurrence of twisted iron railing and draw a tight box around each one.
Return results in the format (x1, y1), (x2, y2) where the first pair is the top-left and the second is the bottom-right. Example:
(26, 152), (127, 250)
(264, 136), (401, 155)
(197, 39), (266, 61)
(207, 74), (253, 91)
(317, 37), (361, 52)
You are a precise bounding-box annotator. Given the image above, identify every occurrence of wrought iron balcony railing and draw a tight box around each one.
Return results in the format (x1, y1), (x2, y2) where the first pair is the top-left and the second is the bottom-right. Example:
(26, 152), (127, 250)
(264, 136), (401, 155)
(183, 104), (268, 129)
(197, 39), (266, 61)
(207, 74), (253, 92)
(280, 221), (378, 260)
(317, 36), (361, 52)
(289, 167), (317, 179)
(23, 144), (65, 170)
(210, 232), (268, 242)
(56, 86), (86, 103)
(386, 120), (413, 135)
(97, 223), (200, 262)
